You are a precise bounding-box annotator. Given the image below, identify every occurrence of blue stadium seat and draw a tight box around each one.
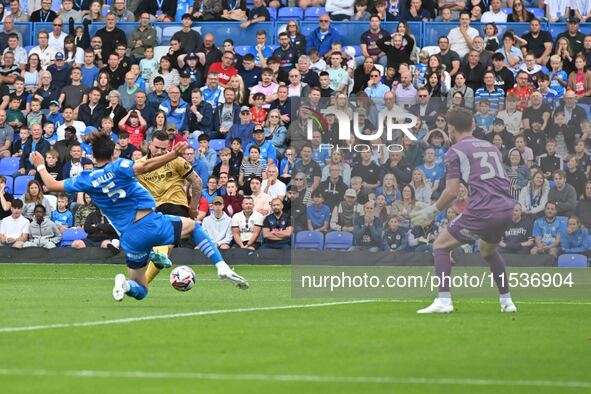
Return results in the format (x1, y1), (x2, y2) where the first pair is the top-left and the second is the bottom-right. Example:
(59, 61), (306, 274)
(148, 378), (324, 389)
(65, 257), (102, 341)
(0, 157), (20, 176)
(267, 7), (278, 21)
(304, 7), (326, 20)
(528, 8), (545, 19)
(14, 176), (33, 196)
(278, 7), (303, 21)
(210, 139), (226, 151)
(324, 231), (353, 251)
(294, 231), (324, 250)
(3, 175), (13, 194)
(188, 138), (199, 151)
(235, 45), (251, 56)
(557, 254), (588, 268)
(60, 229), (88, 247)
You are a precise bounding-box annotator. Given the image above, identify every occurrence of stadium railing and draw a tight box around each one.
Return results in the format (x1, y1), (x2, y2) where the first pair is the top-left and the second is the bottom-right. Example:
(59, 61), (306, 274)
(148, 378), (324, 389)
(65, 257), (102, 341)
(13, 21), (583, 51)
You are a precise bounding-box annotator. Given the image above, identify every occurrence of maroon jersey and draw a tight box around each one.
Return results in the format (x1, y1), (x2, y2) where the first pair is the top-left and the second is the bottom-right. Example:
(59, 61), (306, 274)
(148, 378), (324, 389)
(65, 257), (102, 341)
(445, 137), (514, 214)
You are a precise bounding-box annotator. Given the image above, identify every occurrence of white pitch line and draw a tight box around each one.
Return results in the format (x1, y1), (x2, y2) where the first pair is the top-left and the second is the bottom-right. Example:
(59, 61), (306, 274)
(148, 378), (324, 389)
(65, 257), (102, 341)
(0, 368), (588, 389)
(0, 300), (377, 334)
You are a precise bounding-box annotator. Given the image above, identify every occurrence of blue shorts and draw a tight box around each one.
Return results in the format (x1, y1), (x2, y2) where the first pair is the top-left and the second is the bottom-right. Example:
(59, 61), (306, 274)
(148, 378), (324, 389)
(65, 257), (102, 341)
(121, 210), (182, 269)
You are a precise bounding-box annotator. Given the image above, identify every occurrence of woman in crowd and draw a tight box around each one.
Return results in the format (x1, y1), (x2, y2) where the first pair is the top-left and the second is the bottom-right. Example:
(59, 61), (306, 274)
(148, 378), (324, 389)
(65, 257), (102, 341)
(375, 173), (400, 205)
(446, 72), (474, 110)
(507, 0), (534, 22)
(150, 56), (180, 92)
(20, 180), (52, 221)
(104, 90), (127, 129)
(391, 184), (427, 229)
(549, 37), (575, 75)
(264, 109), (287, 156)
(410, 168), (432, 204)
(519, 169), (549, 219)
(223, 179), (243, 217)
(567, 54), (591, 98)
(63, 35), (84, 67)
(321, 150), (352, 185)
(505, 148), (531, 201)
(95, 71), (112, 105)
(352, 57), (375, 94)
(146, 111), (167, 142)
(229, 74), (249, 107)
(22, 54), (41, 93)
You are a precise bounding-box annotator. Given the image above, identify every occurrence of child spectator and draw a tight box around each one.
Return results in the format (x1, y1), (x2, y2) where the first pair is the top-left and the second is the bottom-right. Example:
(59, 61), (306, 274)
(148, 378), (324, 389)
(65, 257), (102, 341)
(202, 197), (233, 251)
(26, 98), (46, 128)
(487, 118), (514, 150)
(11, 127), (29, 156)
(422, 129), (448, 167)
(116, 131), (136, 160)
(496, 94), (522, 136)
(213, 148), (238, 179)
(197, 134), (218, 173)
(43, 122), (58, 147)
(6, 97), (25, 130)
(250, 92), (267, 126)
(475, 99), (495, 132)
(51, 193), (73, 233)
(306, 190), (331, 232)
(118, 110), (147, 148)
(140, 46), (159, 84)
(537, 73), (559, 110)
(549, 55), (568, 98)
(46, 100), (64, 129)
(383, 215), (408, 252)
(80, 127), (96, 158)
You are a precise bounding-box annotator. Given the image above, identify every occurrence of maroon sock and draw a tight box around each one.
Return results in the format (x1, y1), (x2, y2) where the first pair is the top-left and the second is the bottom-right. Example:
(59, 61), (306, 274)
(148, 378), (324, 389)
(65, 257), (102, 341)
(433, 248), (451, 292)
(485, 251), (509, 295)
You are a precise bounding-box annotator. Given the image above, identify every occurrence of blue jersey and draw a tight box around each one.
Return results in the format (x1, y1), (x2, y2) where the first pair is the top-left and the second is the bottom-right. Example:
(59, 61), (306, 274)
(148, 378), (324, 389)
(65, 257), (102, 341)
(550, 71), (567, 97)
(417, 163), (445, 186)
(51, 209), (73, 227)
(64, 159), (155, 234)
(532, 217), (565, 246)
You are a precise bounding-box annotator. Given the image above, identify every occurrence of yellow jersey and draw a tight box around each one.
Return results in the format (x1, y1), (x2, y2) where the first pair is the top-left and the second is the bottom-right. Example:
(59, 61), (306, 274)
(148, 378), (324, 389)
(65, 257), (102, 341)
(136, 156), (193, 207)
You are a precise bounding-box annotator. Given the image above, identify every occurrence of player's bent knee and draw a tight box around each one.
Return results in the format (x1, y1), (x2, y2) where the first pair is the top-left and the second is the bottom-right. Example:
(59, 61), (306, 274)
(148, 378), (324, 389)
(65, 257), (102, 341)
(180, 217), (195, 238)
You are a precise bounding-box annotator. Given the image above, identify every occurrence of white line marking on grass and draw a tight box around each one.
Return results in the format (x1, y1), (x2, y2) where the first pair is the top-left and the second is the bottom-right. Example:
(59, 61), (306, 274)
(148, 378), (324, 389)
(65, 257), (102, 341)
(0, 300), (377, 334)
(0, 368), (588, 389)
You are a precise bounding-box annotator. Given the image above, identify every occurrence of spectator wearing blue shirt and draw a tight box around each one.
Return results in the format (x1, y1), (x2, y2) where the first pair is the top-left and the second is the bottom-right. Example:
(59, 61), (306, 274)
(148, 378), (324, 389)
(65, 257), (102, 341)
(417, 148), (445, 194)
(182, 146), (210, 186)
(46, 100), (64, 129)
(245, 126), (277, 166)
(158, 86), (188, 131)
(531, 201), (565, 259)
(307, 191), (331, 232)
(307, 15), (342, 57)
(80, 49), (99, 88)
(196, 134), (218, 174)
(204, 176), (222, 204)
(246, 31), (274, 66)
(50, 193), (74, 232)
(225, 106), (255, 148)
(364, 72), (390, 111)
(560, 216), (591, 254)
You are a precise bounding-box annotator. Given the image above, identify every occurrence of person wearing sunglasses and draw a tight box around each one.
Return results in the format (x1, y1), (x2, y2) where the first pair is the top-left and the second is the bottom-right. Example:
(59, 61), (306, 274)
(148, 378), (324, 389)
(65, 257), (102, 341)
(306, 14), (341, 58)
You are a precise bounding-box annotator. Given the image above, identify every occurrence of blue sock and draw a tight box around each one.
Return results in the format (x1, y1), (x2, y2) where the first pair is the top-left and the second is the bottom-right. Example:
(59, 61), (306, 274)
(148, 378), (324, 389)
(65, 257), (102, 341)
(193, 222), (224, 265)
(126, 280), (148, 300)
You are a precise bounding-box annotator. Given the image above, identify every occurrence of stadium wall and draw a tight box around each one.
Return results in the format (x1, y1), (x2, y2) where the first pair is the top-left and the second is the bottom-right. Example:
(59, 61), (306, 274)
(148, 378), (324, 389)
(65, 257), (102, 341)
(0, 248), (556, 267)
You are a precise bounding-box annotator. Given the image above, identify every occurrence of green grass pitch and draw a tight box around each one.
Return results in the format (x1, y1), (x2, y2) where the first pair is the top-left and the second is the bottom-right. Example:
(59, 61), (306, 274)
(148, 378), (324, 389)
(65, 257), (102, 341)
(0, 264), (590, 394)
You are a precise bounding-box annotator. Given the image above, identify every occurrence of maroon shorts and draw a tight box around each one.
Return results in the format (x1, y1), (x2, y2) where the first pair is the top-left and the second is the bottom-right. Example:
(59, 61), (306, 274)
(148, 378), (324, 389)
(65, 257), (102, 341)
(447, 209), (513, 244)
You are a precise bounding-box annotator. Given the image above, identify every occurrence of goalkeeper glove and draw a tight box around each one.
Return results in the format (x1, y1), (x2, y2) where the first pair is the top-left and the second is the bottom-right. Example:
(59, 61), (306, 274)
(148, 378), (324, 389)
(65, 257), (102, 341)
(411, 205), (439, 227)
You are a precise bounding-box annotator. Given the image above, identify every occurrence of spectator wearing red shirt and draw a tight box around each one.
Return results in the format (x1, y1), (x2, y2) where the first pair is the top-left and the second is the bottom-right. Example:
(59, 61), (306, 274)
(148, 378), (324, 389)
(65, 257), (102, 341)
(208, 51), (238, 88)
(165, 124), (187, 151)
(250, 92), (268, 126)
(507, 71), (533, 110)
(118, 109), (147, 147)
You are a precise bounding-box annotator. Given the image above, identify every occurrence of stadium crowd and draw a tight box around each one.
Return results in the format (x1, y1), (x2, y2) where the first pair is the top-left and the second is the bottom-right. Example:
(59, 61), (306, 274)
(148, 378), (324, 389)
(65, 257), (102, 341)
(0, 0), (590, 260)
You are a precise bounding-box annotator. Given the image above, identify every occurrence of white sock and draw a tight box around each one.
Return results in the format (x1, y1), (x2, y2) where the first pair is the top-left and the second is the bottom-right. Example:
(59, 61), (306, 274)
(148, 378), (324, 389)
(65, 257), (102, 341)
(438, 292), (452, 305)
(215, 261), (229, 270)
(500, 293), (512, 304)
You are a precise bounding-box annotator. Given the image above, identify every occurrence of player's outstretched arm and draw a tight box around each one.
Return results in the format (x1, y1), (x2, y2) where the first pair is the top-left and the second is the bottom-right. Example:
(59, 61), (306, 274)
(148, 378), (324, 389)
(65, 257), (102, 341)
(133, 142), (189, 176)
(31, 152), (65, 192)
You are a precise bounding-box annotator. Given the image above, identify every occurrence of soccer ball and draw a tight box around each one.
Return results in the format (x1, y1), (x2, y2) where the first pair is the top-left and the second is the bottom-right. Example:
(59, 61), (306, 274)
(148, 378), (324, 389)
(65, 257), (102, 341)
(169, 266), (196, 292)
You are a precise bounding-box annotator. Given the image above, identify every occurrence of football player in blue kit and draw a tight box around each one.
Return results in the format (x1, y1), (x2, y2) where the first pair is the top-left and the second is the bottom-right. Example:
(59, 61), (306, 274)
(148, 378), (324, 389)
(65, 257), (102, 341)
(31, 132), (249, 302)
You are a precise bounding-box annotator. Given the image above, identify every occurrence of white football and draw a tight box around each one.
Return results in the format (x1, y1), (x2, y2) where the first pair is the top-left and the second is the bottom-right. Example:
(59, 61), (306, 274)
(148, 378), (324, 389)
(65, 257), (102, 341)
(169, 266), (196, 292)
